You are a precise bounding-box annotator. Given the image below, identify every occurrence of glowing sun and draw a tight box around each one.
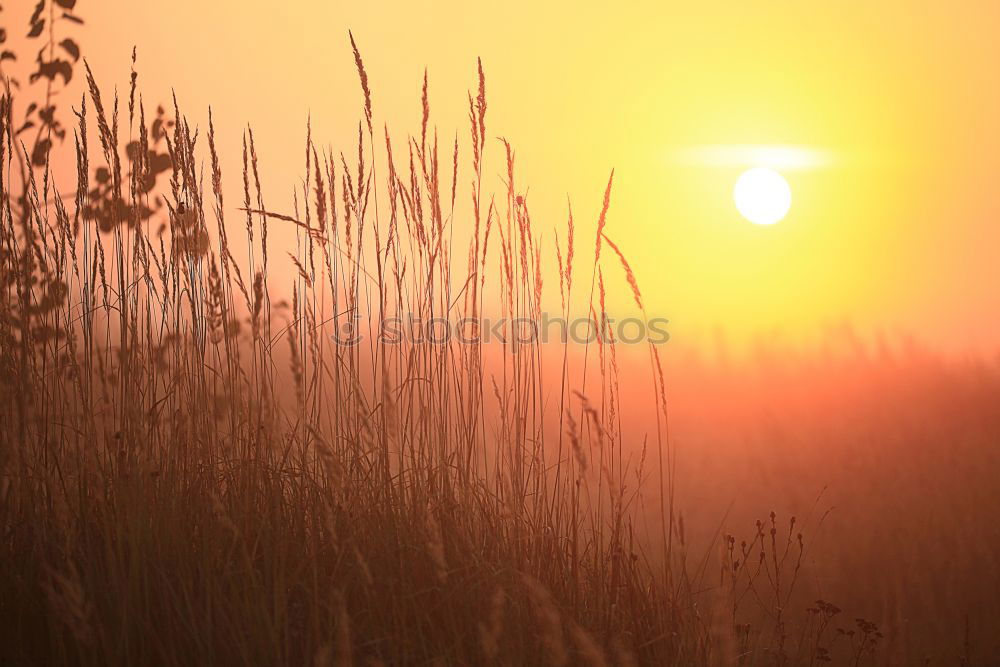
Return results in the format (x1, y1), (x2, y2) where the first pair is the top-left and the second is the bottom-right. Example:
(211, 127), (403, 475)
(733, 167), (792, 225)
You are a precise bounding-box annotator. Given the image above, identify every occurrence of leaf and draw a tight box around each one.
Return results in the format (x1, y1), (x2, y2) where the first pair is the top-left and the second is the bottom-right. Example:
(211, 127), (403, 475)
(149, 152), (172, 175)
(29, 1), (45, 26)
(27, 19), (45, 38)
(135, 204), (154, 221)
(59, 38), (79, 61)
(125, 140), (141, 162)
(32, 138), (52, 167)
(61, 12), (84, 25)
(30, 59), (72, 85)
(54, 0), (77, 8)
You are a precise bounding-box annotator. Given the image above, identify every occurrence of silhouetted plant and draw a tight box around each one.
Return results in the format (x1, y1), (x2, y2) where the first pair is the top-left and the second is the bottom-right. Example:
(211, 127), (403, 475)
(2, 3), (175, 235)
(82, 103), (173, 231)
(0, 0), (84, 167)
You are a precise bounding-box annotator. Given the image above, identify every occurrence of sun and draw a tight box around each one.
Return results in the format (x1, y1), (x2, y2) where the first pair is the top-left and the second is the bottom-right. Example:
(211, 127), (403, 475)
(733, 167), (792, 225)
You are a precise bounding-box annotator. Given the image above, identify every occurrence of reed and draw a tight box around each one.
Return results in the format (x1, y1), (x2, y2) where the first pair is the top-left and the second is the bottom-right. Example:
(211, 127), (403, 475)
(0, 44), (886, 666)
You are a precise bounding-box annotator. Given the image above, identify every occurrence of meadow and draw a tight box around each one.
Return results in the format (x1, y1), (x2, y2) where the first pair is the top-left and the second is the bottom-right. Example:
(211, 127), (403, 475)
(1, 41), (998, 666)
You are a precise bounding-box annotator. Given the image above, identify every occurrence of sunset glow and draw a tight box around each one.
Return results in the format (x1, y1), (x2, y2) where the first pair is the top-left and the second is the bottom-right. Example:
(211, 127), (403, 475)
(2, 2), (999, 664)
(38, 0), (1000, 351)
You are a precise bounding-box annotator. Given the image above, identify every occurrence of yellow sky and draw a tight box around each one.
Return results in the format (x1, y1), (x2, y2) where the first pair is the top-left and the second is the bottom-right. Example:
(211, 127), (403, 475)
(11, 0), (1000, 352)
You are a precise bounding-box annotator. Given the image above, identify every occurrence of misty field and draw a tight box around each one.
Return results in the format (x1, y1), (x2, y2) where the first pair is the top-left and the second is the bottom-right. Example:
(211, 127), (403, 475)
(2, 39), (999, 666)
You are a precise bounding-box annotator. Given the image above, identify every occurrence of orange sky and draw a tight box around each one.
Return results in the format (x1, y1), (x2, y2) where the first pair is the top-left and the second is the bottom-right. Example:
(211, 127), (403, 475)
(7, 0), (1000, 354)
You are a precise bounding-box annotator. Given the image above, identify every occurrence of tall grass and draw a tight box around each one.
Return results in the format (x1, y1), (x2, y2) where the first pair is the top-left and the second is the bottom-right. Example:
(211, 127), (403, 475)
(0, 49), (885, 665)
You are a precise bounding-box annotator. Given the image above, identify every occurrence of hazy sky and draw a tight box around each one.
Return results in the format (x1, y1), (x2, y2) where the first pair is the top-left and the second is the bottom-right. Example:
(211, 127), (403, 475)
(8, 0), (1000, 353)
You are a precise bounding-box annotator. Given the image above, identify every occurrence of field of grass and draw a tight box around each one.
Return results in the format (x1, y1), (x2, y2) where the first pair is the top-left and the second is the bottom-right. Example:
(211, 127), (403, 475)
(665, 341), (1000, 664)
(1, 46), (997, 665)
